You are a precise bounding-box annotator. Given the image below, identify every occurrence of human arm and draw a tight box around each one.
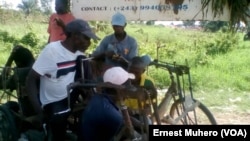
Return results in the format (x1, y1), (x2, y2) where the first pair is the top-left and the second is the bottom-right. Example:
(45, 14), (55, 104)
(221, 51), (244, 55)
(25, 69), (44, 128)
(54, 17), (66, 32)
(53, 13), (75, 35)
(92, 36), (115, 59)
(25, 46), (54, 125)
(5, 45), (24, 67)
(3, 46), (20, 75)
(26, 69), (42, 115)
(3, 53), (13, 75)
(5, 54), (13, 67)
(126, 37), (138, 61)
(47, 14), (67, 43)
(141, 74), (157, 101)
(47, 17), (66, 44)
(113, 37), (138, 67)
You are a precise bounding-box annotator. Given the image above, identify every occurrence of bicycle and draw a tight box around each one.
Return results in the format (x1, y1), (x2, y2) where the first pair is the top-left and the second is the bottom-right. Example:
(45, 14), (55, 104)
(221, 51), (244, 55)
(148, 59), (217, 125)
(48, 55), (217, 141)
(67, 56), (217, 141)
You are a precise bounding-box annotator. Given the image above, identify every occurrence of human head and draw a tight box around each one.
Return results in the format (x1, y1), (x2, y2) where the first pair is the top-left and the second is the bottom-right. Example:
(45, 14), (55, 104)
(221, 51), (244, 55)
(55, 0), (68, 14)
(111, 12), (126, 26)
(103, 66), (135, 85)
(11, 45), (35, 68)
(127, 56), (147, 82)
(65, 19), (100, 52)
(111, 12), (127, 35)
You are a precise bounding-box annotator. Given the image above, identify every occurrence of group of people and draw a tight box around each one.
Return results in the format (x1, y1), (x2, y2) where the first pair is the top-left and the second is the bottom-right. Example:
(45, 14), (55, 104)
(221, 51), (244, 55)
(1, 0), (158, 140)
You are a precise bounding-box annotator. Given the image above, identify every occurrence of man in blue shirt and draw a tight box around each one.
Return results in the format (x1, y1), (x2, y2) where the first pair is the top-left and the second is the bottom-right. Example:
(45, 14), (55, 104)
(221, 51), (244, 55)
(78, 66), (136, 141)
(92, 12), (138, 72)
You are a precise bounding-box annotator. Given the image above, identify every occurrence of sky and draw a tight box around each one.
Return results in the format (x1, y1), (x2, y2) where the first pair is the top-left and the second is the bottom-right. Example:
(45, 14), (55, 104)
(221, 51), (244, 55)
(5, 0), (22, 9)
(1, 0), (55, 10)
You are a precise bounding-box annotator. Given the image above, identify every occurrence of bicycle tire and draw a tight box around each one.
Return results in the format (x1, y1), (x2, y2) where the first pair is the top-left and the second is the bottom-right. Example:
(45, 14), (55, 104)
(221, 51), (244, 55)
(169, 98), (217, 125)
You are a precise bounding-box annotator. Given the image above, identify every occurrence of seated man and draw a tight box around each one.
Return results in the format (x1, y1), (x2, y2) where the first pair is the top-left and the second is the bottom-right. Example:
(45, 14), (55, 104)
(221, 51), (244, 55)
(0, 45), (35, 116)
(78, 66), (135, 141)
(0, 45), (35, 91)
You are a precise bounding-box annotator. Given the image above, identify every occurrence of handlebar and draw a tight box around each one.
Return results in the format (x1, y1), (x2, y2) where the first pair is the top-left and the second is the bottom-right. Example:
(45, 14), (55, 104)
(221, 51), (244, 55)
(149, 59), (190, 75)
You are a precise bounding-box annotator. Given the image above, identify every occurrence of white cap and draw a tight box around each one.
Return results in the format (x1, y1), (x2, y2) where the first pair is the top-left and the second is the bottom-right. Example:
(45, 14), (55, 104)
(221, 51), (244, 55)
(103, 67), (135, 85)
(111, 12), (126, 26)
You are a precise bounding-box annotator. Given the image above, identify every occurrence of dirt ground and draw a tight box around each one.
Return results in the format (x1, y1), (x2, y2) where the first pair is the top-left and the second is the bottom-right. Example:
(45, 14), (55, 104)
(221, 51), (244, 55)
(211, 111), (250, 125)
(157, 89), (250, 125)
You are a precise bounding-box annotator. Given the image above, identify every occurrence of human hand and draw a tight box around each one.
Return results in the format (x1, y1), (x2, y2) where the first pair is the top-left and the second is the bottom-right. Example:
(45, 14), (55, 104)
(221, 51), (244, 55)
(25, 113), (45, 128)
(105, 50), (116, 58)
(54, 17), (64, 27)
(2, 67), (11, 76)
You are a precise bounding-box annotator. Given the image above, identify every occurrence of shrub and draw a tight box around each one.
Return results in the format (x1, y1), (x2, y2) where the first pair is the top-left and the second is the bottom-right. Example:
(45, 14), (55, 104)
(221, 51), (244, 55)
(20, 32), (39, 47)
(0, 30), (18, 44)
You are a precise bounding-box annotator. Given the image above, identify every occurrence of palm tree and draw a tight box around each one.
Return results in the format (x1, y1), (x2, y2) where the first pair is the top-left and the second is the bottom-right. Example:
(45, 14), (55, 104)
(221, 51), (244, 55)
(201, 0), (250, 31)
(17, 0), (38, 17)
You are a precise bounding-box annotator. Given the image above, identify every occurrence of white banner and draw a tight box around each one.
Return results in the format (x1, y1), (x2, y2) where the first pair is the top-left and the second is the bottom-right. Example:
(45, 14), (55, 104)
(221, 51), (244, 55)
(71, 0), (230, 21)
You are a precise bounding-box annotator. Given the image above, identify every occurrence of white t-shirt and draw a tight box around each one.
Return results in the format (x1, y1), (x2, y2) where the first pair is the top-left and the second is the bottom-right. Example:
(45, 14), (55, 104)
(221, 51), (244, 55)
(32, 41), (83, 107)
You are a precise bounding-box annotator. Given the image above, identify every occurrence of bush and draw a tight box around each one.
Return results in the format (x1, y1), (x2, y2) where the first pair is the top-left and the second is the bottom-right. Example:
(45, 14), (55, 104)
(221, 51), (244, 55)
(204, 32), (239, 55)
(0, 30), (18, 44)
(20, 32), (39, 47)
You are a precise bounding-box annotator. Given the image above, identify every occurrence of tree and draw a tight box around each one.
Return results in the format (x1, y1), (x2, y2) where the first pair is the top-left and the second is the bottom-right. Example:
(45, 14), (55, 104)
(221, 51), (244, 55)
(183, 20), (195, 27)
(201, 21), (228, 32)
(201, 0), (250, 32)
(17, 0), (39, 17)
(40, 0), (53, 15)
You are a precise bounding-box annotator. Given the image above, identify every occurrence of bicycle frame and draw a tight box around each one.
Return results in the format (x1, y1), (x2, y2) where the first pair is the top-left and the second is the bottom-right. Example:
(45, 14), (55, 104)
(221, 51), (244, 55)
(149, 59), (201, 124)
(0, 66), (18, 103)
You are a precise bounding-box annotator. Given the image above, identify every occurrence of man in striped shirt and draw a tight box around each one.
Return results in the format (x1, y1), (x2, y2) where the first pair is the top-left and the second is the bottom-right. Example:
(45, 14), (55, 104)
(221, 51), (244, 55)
(26, 19), (99, 141)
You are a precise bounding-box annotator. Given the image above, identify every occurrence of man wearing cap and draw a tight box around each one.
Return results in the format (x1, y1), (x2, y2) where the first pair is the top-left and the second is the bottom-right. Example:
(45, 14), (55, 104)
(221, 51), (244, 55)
(92, 12), (138, 72)
(26, 19), (99, 141)
(79, 66), (135, 141)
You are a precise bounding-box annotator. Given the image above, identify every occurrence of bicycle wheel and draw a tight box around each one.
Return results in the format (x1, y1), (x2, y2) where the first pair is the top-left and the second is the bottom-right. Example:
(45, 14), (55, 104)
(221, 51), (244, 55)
(169, 98), (217, 125)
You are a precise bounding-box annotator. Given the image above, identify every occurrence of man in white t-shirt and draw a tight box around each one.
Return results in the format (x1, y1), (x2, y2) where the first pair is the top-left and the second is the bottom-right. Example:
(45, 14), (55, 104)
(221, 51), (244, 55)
(26, 19), (99, 141)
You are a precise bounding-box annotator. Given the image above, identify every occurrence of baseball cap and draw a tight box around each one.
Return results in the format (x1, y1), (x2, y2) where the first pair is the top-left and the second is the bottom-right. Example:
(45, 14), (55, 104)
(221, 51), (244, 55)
(103, 67), (135, 85)
(65, 19), (100, 40)
(140, 54), (152, 66)
(111, 12), (126, 26)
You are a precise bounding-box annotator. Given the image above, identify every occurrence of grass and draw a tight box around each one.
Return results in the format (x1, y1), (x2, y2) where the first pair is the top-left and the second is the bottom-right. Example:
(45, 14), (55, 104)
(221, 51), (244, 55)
(0, 11), (250, 114)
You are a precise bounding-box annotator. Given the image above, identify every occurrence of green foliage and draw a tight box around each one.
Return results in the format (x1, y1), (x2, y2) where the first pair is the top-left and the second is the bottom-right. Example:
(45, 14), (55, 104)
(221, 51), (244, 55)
(201, 0), (250, 32)
(20, 32), (39, 47)
(202, 21), (229, 32)
(194, 46), (250, 91)
(17, 0), (42, 17)
(0, 10), (249, 94)
(0, 30), (18, 45)
(204, 32), (239, 55)
(183, 20), (195, 27)
(40, 0), (53, 15)
(145, 21), (155, 25)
